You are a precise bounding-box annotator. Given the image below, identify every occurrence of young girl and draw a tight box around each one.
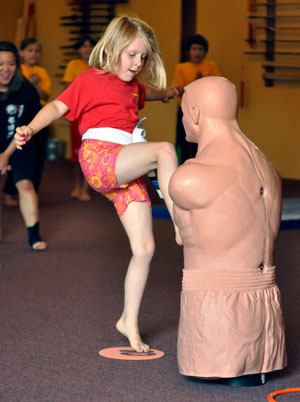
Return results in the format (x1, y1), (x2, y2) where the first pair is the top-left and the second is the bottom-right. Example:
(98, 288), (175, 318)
(15, 15), (181, 352)
(63, 36), (96, 201)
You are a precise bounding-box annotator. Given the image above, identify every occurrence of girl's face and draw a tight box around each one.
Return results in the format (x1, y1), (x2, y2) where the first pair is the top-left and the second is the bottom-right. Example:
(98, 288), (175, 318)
(21, 42), (41, 66)
(116, 35), (147, 82)
(0, 51), (17, 91)
(78, 40), (93, 63)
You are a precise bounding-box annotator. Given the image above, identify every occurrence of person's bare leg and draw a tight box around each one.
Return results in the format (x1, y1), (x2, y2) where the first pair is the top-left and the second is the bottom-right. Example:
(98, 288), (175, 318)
(3, 194), (18, 206)
(116, 141), (182, 245)
(78, 174), (91, 202)
(16, 179), (47, 250)
(116, 201), (155, 352)
(70, 164), (82, 199)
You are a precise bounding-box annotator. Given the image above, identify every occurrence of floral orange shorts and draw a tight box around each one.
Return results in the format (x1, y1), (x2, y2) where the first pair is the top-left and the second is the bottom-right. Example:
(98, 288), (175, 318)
(79, 139), (151, 216)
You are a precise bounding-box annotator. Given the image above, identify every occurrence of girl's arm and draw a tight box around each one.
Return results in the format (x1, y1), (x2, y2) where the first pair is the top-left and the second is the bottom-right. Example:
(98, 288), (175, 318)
(15, 100), (68, 149)
(145, 87), (178, 102)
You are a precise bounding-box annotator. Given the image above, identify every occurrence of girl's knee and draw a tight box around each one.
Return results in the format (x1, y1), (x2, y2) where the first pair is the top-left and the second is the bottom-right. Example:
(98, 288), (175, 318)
(158, 141), (176, 157)
(132, 238), (155, 261)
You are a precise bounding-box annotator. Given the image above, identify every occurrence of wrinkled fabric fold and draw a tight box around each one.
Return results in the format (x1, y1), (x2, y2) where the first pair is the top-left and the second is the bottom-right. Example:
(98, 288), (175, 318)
(178, 266), (287, 378)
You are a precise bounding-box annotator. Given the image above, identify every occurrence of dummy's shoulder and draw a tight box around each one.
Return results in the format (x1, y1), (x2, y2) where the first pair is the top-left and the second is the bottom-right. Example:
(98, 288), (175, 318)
(170, 160), (234, 209)
(176, 159), (232, 179)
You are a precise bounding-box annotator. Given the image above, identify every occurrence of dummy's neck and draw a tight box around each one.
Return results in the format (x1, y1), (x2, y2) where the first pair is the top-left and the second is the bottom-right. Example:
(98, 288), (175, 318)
(197, 117), (240, 150)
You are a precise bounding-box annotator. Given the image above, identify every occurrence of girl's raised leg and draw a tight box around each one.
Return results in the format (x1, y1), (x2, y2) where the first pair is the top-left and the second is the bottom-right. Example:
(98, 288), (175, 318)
(115, 141), (182, 245)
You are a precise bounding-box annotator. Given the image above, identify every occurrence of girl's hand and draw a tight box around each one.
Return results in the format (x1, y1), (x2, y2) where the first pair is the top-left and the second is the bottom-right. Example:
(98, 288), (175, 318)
(14, 126), (34, 150)
(161, 87), (179, 103)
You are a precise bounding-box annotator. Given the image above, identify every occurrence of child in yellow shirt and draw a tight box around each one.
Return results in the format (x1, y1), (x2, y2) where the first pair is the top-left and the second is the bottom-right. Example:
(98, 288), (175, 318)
(172, 34), (220, 163)
(20, 37), (51, 104)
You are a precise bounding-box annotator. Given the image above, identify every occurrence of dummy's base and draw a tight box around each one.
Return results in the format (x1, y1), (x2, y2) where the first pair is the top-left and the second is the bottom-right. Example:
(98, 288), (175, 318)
(188, 373), (266, 387)
(99, 346), (165, 361)
(220, 373), (266, 387)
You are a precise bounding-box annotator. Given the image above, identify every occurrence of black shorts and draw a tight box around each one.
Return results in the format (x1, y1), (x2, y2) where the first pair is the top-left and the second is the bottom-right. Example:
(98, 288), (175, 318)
(9, 139), (36, 184)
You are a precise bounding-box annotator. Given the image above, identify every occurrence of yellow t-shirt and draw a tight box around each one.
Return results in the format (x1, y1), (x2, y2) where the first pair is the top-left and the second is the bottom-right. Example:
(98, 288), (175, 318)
(172, 60), (220, 103)
(63, 59), (90, 84)
(21, 64), (51, 96)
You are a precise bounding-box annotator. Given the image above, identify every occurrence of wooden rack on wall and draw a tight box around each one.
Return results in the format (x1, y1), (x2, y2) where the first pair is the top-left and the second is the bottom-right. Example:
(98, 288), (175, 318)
(245, 0), (300, 86)
(57, 0), (128, 78)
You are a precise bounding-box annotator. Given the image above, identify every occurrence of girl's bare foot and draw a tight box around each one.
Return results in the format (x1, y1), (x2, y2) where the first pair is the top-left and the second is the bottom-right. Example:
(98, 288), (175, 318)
(116, 316), (149, 352)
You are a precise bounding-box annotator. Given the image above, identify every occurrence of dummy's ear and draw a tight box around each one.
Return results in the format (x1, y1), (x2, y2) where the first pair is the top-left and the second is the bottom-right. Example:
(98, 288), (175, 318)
(191, 105), (200, 125)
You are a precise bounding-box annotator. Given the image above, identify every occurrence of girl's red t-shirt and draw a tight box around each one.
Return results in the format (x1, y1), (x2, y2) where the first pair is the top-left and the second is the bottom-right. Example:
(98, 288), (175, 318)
(56, 68), (145, 135)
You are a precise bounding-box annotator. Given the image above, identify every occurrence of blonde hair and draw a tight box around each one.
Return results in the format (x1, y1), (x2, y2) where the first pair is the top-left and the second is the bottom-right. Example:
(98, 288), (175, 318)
(89, 15), (166, 88)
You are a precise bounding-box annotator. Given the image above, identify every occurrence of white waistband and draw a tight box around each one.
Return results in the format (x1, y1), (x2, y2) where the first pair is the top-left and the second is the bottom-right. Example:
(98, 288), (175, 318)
(82, 118), (147, 145)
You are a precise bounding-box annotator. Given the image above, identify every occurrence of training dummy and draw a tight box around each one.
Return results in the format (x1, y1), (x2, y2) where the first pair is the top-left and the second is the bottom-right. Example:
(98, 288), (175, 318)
(169, 76), (287, 385)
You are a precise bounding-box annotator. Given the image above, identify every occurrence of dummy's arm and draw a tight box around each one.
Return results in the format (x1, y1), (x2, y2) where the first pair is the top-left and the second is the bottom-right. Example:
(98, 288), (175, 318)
(169, 162), (234, 210)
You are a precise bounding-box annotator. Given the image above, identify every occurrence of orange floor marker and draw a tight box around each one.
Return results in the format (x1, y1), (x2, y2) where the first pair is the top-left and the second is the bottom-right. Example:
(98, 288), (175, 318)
(99, 346), (165, 361)
(267, 387), (300, 401)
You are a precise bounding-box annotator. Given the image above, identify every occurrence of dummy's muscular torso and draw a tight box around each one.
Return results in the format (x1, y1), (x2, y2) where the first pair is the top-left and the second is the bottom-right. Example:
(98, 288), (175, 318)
(169, 131), (281, 270)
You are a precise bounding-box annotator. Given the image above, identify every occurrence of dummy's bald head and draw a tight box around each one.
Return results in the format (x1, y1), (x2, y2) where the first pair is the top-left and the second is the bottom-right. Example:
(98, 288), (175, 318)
(183, 76), (238, 121)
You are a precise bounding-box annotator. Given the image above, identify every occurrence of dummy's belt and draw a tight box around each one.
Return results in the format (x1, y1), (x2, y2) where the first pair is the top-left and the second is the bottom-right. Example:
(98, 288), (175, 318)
(82, 117), (147, 145)
(182, 266), (277, 291)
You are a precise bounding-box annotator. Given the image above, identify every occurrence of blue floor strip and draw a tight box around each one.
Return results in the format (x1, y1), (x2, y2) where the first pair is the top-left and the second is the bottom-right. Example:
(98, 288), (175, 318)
(152, 205), (171, 220)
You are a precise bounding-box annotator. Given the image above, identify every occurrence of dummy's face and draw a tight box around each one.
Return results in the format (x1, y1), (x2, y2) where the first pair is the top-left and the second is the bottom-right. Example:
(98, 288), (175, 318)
(189, 44), (206, 63)
(116, 35), (147, 82)
(78, 40), (94, 63)
(21, 43), (41, 66)
(0, 51), (17, 91)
